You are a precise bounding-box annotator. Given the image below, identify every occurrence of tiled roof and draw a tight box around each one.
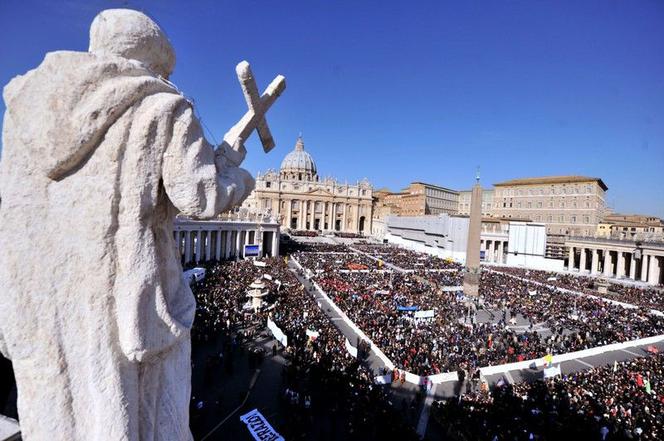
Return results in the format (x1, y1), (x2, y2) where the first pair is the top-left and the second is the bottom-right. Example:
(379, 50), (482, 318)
(493, 175), (608, 191)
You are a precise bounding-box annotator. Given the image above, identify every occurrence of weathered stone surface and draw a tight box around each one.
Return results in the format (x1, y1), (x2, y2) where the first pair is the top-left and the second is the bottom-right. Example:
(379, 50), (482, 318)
(0, 9), (276, 440)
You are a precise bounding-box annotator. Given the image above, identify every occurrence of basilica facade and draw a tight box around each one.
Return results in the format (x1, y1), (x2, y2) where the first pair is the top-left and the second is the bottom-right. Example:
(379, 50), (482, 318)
(243, 136), (373, 235)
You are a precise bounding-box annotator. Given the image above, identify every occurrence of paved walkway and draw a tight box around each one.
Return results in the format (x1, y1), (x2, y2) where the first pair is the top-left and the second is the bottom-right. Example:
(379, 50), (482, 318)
(288, 260), (388, 374)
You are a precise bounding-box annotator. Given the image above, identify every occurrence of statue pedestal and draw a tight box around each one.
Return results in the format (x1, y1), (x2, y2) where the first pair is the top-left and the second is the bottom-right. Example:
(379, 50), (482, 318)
(463, 271), (480, 297)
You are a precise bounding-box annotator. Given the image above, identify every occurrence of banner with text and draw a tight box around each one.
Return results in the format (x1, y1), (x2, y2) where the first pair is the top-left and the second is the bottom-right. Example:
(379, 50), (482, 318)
(414, 310), (435, 319)
(240, 408), (284, 441)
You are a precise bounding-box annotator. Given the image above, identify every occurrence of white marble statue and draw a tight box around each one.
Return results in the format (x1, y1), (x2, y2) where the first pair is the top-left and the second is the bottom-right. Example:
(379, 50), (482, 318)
(0, 8), (284, 440)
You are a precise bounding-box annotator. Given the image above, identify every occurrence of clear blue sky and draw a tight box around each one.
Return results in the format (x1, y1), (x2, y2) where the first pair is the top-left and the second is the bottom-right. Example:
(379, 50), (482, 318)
(1, 0), (663, 216)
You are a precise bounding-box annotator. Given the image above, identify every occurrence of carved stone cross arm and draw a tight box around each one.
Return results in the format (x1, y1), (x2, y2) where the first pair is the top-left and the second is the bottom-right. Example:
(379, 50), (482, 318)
(219, 61), (286, 167)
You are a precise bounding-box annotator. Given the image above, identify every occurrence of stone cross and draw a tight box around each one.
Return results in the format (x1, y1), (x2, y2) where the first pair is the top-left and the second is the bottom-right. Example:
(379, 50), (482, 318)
(222, 61), (286, 156)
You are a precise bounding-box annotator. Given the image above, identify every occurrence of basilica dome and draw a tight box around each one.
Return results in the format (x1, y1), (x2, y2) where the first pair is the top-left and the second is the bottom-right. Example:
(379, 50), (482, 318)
(280, 136), (318, 181)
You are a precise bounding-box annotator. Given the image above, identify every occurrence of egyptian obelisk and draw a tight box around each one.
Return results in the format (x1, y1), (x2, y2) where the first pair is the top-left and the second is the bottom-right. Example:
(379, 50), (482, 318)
(463, 170), (483, 297)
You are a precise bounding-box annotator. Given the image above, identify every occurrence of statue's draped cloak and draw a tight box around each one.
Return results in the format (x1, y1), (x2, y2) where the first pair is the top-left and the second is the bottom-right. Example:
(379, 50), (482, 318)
(0, 51), (249, 440)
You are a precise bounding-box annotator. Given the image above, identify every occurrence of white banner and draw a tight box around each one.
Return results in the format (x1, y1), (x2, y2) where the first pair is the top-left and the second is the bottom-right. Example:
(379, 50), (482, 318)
(543, 364), (561, 379)
(267, 318), (288, 347)
(414, 309), (435, 319)
(305, 329), (320, 339)
(263, 273), (273, 280)
(183, 267), (205, 285)
(374, 373), (392, 384)
(240, 408), (284, 441)
(253, 260), (267, 267)
(345, 338), (358, 358)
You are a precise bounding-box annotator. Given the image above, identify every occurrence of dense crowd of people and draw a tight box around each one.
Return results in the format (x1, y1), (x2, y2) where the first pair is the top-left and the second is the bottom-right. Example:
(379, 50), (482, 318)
(353, 243), (463, 270)
(186, 239), (664, 438)
(432, 353), (664, 440)
(189, 257), (418, 439)
(293, 250), (380, 272)
(493, 267), (664, 311)
(294, 250), (664, 376)
(290, 230), (319, 237)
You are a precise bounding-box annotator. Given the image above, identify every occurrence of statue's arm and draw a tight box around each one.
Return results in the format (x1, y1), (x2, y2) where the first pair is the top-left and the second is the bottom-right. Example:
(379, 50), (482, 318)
(162, 103), (254, 218)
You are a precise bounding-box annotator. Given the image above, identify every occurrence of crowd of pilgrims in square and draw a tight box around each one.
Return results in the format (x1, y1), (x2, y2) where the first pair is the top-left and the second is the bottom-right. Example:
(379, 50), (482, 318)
(186, 240), (664, 439)
(292, 244), (664, 377)
(492, 266), (664, 312)
(432, 352), (664, 441)
(353, 243), (463, 271)
(188, 257), (419, 440)
(292, 250), (381, 272)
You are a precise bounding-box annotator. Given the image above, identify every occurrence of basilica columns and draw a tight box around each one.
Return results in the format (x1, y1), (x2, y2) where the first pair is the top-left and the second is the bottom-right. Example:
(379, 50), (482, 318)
(298, 202), (305, 230)
(309, 200), (315, 230)
(286, 199), (293, 229)
(342, 204), (348, 232)
(332, 203), (337, 230)
(353, 206), (359, 232)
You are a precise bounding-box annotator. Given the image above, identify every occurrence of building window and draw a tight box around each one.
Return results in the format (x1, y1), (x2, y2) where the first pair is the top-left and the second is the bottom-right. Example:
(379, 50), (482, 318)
(537, 202), (542, 208)
(266, 181), (271, 188)
(571, 216), (576, 223)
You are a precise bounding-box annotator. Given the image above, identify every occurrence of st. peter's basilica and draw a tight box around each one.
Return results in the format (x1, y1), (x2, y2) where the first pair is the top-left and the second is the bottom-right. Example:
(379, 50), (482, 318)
(243, 136), (373, 235)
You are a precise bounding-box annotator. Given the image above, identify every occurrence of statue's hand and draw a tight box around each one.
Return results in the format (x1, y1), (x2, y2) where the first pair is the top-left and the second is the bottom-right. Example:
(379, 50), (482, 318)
(215, 137), (247, 169)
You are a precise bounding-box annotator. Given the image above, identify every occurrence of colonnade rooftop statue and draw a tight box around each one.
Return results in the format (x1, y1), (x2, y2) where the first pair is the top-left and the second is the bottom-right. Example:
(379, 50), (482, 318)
(0, 8), (285, 440)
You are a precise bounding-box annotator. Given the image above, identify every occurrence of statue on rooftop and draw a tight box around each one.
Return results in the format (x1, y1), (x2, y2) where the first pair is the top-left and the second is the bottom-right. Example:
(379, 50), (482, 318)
(0, 8), (284, 440)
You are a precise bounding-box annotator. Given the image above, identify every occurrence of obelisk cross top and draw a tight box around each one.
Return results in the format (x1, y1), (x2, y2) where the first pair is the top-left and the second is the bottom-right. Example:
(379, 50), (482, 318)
(222, 61), (286, 158)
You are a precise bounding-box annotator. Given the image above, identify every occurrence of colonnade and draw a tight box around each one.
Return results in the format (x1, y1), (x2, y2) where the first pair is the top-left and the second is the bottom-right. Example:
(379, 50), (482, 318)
(480, 239), (508, 264)
(174, 218), (280, 265)
(566, 242), (663, 285)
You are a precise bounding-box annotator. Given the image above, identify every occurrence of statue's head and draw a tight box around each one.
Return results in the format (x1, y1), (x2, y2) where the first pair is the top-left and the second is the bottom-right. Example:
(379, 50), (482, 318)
(89, 9), (175, 78)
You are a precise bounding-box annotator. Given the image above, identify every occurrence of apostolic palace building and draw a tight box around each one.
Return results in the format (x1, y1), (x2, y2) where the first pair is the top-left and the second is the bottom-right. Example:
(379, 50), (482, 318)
(243, 136), (374, 235)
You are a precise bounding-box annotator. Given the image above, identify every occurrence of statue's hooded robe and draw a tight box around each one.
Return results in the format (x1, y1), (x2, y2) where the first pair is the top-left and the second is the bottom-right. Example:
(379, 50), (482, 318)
(0, 49), (252, 440)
